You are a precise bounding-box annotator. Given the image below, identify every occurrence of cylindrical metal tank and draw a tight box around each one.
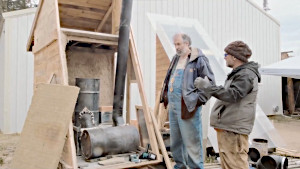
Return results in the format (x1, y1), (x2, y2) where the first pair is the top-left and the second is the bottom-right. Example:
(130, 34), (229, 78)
(81, 125), (140, 159)
(74, 78), (100, 127)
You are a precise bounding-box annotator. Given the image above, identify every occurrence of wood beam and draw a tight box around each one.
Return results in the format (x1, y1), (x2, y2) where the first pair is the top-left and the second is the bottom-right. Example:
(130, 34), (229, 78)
(111, 0), (122, 34)
(61, 28), (118, 42)
(96, 4), (113, 32)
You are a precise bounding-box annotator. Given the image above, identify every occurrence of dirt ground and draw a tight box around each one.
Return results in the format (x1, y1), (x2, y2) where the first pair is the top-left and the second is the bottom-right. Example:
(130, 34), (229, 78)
(0, 133), (20, 169)
(269, 115), (300, 151)
(0, 115), (300, 169)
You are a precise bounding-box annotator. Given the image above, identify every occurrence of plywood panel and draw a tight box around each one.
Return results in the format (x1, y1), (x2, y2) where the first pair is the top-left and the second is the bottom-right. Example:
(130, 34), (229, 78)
(155, 36), (169, 98)
(58, 0), (111, 11)
(33, 0), (59, 52)
(59, 5), (105, 21)
(66, 47), (114, 106)
(58, 0), (112, 32)
(34, 40), (64, 86)
(11, 84), (79, 169)
(60, 16), (98, 31)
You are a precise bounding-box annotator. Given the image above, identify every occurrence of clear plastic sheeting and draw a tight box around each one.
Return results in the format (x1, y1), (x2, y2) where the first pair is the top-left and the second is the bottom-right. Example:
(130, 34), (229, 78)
(207, 99), (285, 153)
(148, 13), (285, 152)
(147, 14), (227, 85)
(259, 56), (300, 79)
(249, 105), (285, 149)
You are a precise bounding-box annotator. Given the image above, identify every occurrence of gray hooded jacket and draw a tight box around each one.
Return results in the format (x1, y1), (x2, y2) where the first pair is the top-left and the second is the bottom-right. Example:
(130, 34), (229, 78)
(160, 48), (215, 119)
(209, 61), (261, 135)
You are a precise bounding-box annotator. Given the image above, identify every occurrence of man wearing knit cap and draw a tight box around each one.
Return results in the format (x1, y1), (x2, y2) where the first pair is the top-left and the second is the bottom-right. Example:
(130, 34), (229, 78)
(194, 41), (261, 169)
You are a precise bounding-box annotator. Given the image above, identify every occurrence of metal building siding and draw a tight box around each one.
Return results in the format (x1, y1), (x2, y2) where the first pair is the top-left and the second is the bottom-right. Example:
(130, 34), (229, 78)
(1, 8), (36, 133)
(0, 24), (5, 131)
(131, 0), (282, 115)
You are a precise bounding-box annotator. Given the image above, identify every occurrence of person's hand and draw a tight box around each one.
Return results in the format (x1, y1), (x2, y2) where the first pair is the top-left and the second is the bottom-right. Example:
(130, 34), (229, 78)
(194, 76), (212, 90)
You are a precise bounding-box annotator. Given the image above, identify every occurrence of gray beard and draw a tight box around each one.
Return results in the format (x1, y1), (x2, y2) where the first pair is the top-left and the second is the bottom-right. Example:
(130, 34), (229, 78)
(176, 48), (187, 56)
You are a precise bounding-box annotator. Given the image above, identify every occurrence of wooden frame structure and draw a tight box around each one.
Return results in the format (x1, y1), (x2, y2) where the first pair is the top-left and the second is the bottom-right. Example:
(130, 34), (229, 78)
(26, 0), (172, 168)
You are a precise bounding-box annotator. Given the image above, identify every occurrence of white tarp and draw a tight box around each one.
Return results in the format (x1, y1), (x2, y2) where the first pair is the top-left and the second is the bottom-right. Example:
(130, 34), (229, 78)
(259, 56), (300, 79)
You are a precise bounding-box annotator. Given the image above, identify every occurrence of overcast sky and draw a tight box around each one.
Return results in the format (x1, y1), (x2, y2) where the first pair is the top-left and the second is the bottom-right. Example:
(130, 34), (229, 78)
(261, 0), (300, 56)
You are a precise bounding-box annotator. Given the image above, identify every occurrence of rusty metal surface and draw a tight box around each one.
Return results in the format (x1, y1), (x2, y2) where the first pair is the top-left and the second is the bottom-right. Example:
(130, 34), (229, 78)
(81, 125), (140, 159)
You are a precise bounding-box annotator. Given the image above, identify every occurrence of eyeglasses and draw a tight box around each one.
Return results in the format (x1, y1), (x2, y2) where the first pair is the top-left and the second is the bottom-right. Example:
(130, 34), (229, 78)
(224, 53), (229, 57)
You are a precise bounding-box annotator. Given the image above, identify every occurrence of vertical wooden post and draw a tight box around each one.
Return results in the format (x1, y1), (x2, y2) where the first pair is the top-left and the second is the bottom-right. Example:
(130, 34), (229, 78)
(129, 29), (172, 168)
(287, 78), (295, 114)
(112, 0), (122, 35)
(54, 0), (77, 166)
(282, 52), (295, 115)
(126, 55), (136, 123)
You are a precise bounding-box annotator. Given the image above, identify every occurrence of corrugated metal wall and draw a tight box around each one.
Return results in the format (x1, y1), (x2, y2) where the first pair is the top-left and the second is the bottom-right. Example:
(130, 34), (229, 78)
(131, 0), (282, 116)
(0, 23), (5, 131)
(0, 8), (36, 133)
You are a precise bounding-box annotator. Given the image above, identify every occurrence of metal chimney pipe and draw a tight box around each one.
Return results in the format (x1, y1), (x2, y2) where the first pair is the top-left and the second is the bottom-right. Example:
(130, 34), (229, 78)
(263, 0), (270, 11)
(112, 0), (133, 126)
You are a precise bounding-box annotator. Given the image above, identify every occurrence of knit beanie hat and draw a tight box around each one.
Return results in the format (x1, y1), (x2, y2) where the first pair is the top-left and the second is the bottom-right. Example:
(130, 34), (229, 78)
(224, 41), (252, 62)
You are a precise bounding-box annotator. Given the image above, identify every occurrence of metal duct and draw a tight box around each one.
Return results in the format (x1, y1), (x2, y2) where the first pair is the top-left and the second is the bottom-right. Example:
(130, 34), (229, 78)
(81, 125), (140, 159)
(112, 0), (133, 126)
(257, 155), (288, 169)
(74, 78), (100, 127)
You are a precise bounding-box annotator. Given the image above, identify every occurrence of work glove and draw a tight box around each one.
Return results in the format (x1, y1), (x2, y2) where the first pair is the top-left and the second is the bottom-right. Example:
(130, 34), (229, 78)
(194, 76), (212, 91)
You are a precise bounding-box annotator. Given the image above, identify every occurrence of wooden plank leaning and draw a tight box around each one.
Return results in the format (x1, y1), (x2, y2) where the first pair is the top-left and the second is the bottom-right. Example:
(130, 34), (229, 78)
(129, 28), (172, 169)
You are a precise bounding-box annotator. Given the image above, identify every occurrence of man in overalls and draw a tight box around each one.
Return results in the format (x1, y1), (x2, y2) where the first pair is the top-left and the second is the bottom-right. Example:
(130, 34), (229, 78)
(160, 33), (215, 169)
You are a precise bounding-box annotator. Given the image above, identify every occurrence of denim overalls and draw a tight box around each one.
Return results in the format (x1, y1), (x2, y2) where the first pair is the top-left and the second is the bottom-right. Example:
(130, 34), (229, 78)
(168, 69), (204, 169)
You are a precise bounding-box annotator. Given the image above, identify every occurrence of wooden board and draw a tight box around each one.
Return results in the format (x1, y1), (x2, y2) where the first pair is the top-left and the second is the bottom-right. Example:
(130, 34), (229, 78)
(11, 84), (79, 169)
(111, 0), (121, 34)
(129, 30), (173, 168)
(96, 5), (113, 32)
(66, 46), (115, 107)
(58, 0), (112, 32)
(60, 16), (99, 31)
(32, 0), (59, 53)
(67, 36), (118, 46)
(136, 106), (151, 147)
(157, 104), (168, 131)
(129, 30), (160, 159)
(156, 36), (170, 99)
(99, 106), (113, 112)
(59, 4), (106, 21)
(61, 28), (118, 42)
(34, 40), (64, 87)
(275, 147), (300, 158)
(58, 0), (111, 11)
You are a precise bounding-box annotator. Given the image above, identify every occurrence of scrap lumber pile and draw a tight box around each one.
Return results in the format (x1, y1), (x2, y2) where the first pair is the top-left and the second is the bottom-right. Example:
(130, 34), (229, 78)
(274, 147), (300, 158)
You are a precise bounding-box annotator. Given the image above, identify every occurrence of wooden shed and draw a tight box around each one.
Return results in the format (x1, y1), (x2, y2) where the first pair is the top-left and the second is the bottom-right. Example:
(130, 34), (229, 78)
(27, 0), (120, 102)
(21, 0), (169, 169)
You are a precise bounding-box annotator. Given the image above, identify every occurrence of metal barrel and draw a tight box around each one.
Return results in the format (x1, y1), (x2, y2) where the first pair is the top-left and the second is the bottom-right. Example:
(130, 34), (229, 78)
(74, 78), (100, 127)
(81, 125), (140, 159)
